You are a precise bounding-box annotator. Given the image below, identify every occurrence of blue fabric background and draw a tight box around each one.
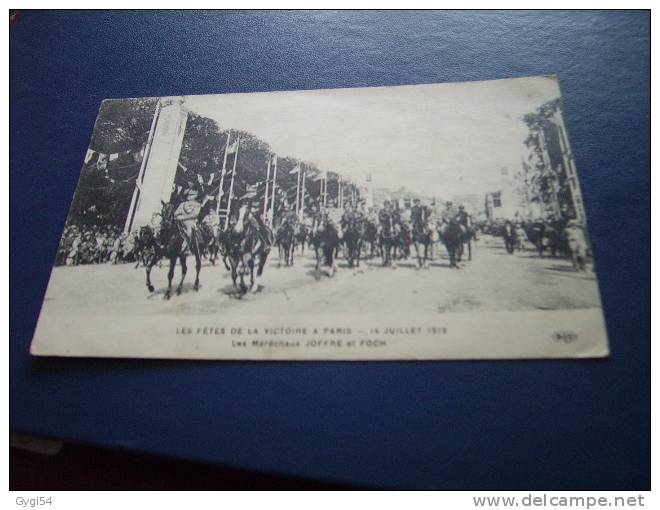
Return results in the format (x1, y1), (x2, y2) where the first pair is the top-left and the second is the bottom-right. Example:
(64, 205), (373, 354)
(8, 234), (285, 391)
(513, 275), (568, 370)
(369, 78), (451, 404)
(10, 10), (650, 489)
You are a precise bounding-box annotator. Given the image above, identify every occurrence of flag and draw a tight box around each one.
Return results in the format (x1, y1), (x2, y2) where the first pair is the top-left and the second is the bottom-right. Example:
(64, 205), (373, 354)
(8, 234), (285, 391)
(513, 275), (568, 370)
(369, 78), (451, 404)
(109, 153), (119, 161)
(84, 149), (95, 164)
(312, 171), (326, 181)
(289, 164), (301, 175)
(226, 139), (239, 154)
(242, 183), (258, 199)
(133, 144), (146, 163)
(96, 153), (108, 171)
(85, 151), (99, 167)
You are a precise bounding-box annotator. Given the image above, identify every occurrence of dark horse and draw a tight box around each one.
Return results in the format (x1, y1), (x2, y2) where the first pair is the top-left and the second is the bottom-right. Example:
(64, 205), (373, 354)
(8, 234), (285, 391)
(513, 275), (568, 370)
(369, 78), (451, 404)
(503, 221), (517, 254)
(412, 213), (433, 270)
(342, 216), (363, 268)
(362, 219), (379, 258)
(275, 220), (296, 267)
(439, 220), (466, 268)
(379, 216), (397, 267)
(462, 215), (477, 261)
(295, 223), (309, 255)
(310, 216), (340, 279)
(393, 222), (411, 262)
(219, 204), (272, 295)
(135, 225), (162, 292)
(143, 201), (204, 299)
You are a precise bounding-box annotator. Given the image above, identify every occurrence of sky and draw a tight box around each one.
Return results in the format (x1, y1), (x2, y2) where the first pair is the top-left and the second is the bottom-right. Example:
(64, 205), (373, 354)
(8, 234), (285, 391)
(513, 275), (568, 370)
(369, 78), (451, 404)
(182, 76), (561, 198)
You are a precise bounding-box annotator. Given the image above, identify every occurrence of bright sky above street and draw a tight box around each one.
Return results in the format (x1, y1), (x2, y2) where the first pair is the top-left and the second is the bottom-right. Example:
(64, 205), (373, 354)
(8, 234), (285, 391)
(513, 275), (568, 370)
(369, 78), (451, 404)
(183, 76), (561, 198)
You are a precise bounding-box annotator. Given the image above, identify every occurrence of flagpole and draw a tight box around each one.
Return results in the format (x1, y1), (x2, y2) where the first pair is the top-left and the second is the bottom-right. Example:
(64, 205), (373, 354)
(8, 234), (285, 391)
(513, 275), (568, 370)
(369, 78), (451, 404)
(323, 173), (328, 208)
(263, 155), (271, 217)
(224, 135), (240, 230)
(295, 164), (301, 216)
(299, 166), (306, 221)
(338, 175), (342, 209)
(216, 129), (232, 217)
(269, 155), (278, 227)
(124, 99), (161, 234)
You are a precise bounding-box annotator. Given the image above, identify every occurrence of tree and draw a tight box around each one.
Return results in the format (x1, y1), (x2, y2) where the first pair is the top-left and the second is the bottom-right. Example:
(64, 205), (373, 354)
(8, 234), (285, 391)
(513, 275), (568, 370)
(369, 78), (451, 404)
(68, 98), (158, 228)
(522, 97), (575, 220)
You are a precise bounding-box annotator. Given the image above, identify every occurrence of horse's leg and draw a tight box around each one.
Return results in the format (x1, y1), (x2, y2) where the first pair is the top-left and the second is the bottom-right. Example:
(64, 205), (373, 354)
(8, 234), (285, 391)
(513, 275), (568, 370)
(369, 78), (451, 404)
(314, 246), (322, 280)
(414, 241), (421, 269)
(330, 247), (337, 276)
(176, 254), (187, 296)
(231, 259), (238, 288)
(194, 250), (201, 291)
(164, 256), (176, 300)
(248, 258), (256, 293)
(145, 260), (155, 293)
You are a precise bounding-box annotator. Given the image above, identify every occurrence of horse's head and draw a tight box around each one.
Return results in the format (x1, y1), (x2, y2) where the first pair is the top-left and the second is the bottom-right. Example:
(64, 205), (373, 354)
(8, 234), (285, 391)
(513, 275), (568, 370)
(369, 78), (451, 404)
(233, 204), (249, 234)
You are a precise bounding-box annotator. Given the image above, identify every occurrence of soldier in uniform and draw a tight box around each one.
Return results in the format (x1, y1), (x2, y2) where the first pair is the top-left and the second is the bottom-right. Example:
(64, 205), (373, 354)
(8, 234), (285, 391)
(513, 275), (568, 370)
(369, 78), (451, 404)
(340, 201), (357, 232)
(279, 202), (298, 230)
(456, 205), (469, 227)
(410, 198), (433, 232)
(310, 201), (328, 237)
(276, 202), (297, 246)
(235, 197), (273, 251)
(378, 200), (396, 267)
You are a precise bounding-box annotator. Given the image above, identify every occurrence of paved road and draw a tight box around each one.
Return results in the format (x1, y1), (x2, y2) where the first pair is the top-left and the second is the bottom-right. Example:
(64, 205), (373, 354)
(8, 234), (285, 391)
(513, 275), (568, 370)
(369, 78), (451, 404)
(43, 235), (602, 316)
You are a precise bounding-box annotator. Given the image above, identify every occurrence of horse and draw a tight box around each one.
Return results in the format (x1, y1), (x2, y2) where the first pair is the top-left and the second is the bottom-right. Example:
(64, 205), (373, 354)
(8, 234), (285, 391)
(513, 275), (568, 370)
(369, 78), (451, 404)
(362, 219), (379, 258)
(294, 223), (309, 255)
(197, 222), (219, 265)
(564, 222), (589, 271)
(503, 222), (516, 254)
(342, 216), (363, 268)
(439, 220), (466, 268)
(462, 216), (477, 261)
(412, 212), (434, 269)
(221, 204), (272, 294)
(524, 221), (546, 256)
(135, 224), (163, 293)
(154, 201), (205, 299)
(275, 220), (296, 267)
(310, 216), (340, 278)
(379, 216), (398, 267)
(393, 222), (411, 262)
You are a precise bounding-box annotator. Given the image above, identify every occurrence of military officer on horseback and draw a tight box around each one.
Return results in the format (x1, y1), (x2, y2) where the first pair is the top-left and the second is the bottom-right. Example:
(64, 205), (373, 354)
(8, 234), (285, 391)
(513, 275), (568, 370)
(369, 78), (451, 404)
(235, 196), (273, 252)
(278, 202), (298, 230)
(378, 200), (397, 268)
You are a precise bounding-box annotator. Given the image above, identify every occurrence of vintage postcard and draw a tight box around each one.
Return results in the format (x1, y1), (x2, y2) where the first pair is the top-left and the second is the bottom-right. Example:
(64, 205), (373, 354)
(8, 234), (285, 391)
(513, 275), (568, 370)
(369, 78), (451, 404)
(30, 76), (609, 359)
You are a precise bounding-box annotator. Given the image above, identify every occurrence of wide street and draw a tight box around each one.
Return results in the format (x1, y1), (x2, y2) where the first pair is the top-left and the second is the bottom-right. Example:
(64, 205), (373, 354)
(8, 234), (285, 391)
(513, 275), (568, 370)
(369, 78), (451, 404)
(43, 235), (602, 317)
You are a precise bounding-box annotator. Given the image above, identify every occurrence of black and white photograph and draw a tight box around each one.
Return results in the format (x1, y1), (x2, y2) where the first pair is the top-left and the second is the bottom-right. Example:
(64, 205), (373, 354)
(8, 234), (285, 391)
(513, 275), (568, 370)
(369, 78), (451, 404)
(30, 76), (608, 359)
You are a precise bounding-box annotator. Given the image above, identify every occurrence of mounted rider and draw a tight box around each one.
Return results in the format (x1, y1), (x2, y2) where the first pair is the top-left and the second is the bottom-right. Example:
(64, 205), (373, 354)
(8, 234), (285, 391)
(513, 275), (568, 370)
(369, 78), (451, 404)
(411, 198), (433, 237)
(232, 195), (273, 253)
(340, 201), (363, 233)
(279, 202), (298, 229)
(378, 200), (396, 236)
(439, 200), (466, 238)
(276, 202), (298, 242)
(310, 201), (333, 237)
